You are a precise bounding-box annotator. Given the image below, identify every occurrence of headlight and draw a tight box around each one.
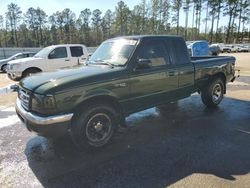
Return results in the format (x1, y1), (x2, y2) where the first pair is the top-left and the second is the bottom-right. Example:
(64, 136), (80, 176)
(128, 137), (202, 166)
(31, 94), (43, 113)
(11, 64), (21, 70)
(31, 94), (57, 114)
(43, 95), (56, 109)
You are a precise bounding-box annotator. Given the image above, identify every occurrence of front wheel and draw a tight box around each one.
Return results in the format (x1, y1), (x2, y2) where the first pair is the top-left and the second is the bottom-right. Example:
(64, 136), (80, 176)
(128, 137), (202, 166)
(201, 78), (224, 108)
(1, 64), (7, 73)
(71, 103), (118, 149)
(7, 73), (21, 81)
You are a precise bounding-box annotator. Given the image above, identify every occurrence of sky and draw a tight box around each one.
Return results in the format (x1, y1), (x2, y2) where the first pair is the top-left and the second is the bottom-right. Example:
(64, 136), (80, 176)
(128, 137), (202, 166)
(0, 0), (231, 32)
(0, 0), (139, 16)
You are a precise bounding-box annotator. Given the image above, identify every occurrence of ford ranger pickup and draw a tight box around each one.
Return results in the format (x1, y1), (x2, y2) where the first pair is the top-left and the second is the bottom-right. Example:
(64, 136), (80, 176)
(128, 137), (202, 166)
(15, 35), (236, 148)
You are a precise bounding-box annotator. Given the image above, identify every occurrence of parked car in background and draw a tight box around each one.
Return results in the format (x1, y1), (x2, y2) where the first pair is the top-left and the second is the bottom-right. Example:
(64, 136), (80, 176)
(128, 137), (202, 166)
(0, 52), (36, 73)
(7, 44), (89, 81)
(236, 45), (250, 52)
(211, 43), (225, 52)
(209, 44), (220, 56)
(221, 45), (237, 53)
(186, 40), (210, 56)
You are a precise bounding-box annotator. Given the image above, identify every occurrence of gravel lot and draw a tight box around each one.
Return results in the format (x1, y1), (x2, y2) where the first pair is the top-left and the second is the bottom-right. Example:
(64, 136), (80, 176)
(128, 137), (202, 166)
(0, 53), (249, 188)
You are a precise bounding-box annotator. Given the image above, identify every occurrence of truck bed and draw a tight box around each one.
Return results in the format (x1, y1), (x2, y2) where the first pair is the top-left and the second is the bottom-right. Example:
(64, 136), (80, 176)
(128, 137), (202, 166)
(191, 55), (235, 62)
(191, 56), (236, 87)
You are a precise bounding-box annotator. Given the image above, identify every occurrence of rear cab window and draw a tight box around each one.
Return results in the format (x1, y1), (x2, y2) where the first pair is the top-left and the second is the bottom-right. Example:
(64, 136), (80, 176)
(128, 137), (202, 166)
(70, 46), (84, 57)
(171, 38), (190, 65)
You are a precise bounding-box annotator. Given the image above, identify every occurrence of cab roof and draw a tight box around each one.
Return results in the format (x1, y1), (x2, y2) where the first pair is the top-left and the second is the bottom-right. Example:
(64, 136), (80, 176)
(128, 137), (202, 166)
(108, 35), (183, 41)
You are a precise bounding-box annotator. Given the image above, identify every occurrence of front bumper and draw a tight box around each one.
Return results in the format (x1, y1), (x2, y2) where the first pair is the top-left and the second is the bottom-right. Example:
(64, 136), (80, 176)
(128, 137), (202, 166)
(16, 98), (74, 138)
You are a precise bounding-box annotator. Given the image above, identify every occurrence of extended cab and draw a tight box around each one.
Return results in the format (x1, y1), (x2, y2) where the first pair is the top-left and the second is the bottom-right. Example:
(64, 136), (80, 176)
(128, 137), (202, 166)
(15, 36), (236, 148)
(7, 44), (89, 81)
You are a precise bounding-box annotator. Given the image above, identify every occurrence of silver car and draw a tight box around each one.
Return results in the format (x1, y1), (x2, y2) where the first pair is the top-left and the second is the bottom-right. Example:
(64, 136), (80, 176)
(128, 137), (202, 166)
(0, 52), (36, 72)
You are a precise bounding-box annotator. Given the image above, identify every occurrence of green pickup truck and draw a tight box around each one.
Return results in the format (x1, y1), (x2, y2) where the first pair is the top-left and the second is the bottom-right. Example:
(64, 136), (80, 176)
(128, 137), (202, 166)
(16, 35), (236, 148)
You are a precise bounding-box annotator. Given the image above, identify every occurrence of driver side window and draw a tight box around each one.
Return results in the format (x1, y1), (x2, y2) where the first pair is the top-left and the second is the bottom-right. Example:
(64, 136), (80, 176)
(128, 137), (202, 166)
(138, 41), (170, 67)
(49, 47), (67, 59)
(14, 55), (23, 60)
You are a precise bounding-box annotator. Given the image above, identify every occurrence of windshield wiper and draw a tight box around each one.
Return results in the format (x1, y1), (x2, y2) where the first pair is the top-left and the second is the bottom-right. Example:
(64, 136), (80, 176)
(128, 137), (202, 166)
(88, 60), (115, 68)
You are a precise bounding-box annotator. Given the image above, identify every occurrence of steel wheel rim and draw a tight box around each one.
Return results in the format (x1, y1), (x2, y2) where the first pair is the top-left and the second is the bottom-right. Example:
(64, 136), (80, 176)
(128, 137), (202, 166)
(85, 113), (112, 145)
(212, 83), (222, 103)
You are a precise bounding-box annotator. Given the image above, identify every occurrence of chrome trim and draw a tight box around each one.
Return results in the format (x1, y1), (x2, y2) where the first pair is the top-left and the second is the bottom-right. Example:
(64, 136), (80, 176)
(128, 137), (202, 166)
(16, 98), (73, 125)
(19, 88), (30, 110)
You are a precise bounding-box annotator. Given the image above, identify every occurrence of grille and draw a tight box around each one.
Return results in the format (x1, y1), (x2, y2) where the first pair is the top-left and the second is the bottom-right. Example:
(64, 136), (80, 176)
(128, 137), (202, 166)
(19, 88), (30, 111)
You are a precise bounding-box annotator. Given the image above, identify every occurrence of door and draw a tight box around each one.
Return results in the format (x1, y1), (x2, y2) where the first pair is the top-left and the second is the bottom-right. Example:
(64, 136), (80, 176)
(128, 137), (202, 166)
(125, 39), (178, 113)
(47, 47), (71, 71)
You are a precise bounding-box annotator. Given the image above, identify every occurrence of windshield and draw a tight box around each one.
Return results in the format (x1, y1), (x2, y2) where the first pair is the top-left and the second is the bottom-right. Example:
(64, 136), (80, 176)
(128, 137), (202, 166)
(34, 46), (53, 58)
(89, 39), (138, 66)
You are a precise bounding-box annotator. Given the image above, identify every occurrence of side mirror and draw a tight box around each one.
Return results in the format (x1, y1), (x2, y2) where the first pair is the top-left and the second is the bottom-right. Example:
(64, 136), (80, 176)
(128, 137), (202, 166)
(136, 59), (151, 69)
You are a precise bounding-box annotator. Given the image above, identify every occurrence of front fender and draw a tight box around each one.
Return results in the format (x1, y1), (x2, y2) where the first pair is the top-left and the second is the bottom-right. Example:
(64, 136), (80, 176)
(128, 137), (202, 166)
(55, 88), (120, 114)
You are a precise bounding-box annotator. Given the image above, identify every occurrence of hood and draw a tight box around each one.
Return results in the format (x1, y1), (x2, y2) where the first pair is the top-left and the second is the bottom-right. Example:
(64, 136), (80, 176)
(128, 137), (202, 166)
(20, 65), (125, 94)
(8, 57), (43, 65)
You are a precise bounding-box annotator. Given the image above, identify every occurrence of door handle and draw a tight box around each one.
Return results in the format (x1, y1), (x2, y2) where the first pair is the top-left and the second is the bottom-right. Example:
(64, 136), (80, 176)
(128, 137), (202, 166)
(65, 59), (70, 61)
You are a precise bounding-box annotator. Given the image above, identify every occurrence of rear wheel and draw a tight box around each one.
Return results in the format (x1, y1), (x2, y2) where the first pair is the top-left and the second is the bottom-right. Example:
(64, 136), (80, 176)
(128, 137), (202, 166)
(71, 103), (118, 149)
(201, 78), (224, 107)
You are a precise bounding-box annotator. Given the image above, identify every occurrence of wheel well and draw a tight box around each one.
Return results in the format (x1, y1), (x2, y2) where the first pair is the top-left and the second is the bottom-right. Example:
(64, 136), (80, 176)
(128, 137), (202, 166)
(22, 67), (42, 76)
(1, 64), (7, 70)
(73, 95), (124, 122)
(213, 72), (226, 83)
(211, 72), (226, 94)
(198, 72), (226, 94)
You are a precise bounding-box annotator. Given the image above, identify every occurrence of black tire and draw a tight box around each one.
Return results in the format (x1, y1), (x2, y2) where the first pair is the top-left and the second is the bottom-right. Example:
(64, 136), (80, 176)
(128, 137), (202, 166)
(23, 68), (41, 78)
(71, 103), (118, 149)
(201, 78), (224, 108)
(1, 64), (7, 73)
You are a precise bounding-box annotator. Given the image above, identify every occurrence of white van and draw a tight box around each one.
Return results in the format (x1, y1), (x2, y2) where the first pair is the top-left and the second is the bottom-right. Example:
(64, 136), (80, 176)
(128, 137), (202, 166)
(7, 44), (89, 80)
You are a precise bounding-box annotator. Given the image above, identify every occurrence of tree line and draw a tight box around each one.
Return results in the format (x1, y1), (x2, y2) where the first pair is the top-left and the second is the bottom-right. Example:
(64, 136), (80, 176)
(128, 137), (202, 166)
(0, 0), (250, 48)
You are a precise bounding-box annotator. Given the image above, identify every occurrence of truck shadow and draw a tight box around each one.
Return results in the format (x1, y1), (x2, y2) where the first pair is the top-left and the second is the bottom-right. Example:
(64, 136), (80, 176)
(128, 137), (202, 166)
(25, 95), (250, 188)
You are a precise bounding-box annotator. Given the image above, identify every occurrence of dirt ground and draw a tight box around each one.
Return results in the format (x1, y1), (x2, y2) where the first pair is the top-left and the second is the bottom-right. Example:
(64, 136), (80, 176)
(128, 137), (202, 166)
(224, 52), (250, 76)
(0, 72), (16, 107)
